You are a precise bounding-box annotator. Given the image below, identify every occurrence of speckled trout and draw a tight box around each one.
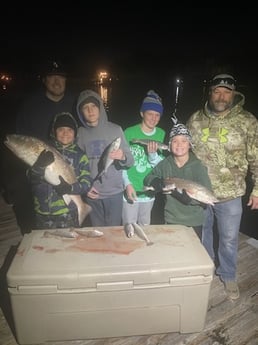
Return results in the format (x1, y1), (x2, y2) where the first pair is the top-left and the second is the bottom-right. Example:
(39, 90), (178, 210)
(4, 134), (92, 226)
(144, 177), (219, 206)
(124, 223), (135, 238)
(93, 137), (121, 183)
(132, 223), (154, 246)
(130, 139), (169, 151)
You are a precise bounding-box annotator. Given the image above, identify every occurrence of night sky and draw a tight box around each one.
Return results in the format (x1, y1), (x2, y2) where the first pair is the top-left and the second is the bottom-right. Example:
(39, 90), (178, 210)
(2, 7), (258, 83)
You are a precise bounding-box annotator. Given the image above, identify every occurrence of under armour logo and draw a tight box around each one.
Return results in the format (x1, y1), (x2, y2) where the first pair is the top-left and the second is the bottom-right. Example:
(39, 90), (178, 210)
(201, 128), (228, 143)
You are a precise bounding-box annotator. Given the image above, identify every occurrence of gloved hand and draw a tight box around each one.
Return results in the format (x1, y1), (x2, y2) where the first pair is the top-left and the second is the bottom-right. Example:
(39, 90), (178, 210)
(54, 176), (73, 195)
(27, 168), (42, 184)
(171, 189), (192, 205)
(32, 150), (54, 171)
(29, 150), (55, 182)
(150, 177), (164, 193)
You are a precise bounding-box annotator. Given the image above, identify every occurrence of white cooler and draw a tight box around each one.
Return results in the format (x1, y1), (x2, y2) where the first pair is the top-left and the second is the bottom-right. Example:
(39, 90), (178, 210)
(7, 224), (214, 344)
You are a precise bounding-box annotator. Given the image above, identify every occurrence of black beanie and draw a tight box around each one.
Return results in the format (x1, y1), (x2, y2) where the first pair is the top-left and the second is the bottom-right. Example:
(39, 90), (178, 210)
(80, 96), (100, 111)
(54, 113), (77, 136)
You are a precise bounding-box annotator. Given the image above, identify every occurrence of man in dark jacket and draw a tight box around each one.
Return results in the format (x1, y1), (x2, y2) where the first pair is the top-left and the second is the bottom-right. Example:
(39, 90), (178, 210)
(7, 61), (78, 234)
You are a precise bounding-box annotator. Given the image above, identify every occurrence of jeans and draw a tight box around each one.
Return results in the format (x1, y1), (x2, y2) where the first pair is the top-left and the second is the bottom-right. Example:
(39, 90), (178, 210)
(86, 192), (123, 226)
(202, 197), (242, 282)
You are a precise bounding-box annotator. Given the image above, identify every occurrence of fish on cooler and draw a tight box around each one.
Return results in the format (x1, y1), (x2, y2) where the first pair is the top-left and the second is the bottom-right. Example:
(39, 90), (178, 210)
(123, 223), (135, 238)
(44, 228), (79, 239)
(74, 228), (104, 237)
(144, 177), (219, 206)
(4, 134), (92, 226)
(132, 223), (154, 246)
(130, 138), (169, 151)
(43, 228), (104, 239)
(93, 137), (121, 183)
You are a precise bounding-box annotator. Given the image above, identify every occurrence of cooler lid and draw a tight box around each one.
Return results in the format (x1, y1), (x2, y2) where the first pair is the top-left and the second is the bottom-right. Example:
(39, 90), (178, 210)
(7, 225), (214, 289)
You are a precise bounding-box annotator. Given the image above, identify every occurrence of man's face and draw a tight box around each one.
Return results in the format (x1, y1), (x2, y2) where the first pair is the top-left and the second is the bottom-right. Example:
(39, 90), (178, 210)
(209, 87), (234, 114)
(44, 74), (66, 98)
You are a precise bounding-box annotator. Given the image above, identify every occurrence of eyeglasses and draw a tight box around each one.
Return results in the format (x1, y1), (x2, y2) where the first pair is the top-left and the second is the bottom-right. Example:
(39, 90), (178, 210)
(210, 77), (236, 88)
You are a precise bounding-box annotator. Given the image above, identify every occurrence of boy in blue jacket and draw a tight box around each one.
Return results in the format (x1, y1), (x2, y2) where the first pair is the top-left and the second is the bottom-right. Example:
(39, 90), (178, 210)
(28, 112), (92, 229)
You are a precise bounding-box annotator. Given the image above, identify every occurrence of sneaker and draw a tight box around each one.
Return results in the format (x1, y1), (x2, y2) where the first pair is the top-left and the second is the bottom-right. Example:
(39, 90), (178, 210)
(223, 280), (240, 300)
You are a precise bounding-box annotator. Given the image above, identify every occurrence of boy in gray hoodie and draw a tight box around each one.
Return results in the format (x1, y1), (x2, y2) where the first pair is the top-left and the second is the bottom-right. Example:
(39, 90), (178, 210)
(76, 89), (134, 226)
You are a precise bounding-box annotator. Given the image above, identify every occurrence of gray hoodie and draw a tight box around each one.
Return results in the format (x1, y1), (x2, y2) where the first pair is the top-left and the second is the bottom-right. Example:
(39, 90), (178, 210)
(76, 89), (134, 198)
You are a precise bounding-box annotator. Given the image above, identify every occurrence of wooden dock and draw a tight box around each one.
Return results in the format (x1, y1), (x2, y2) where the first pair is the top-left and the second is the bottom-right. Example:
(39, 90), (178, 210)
(0, 195), (257, 345)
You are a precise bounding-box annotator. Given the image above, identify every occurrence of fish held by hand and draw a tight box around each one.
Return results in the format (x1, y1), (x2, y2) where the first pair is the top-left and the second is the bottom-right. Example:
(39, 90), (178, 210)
(131, 139), (169, 151)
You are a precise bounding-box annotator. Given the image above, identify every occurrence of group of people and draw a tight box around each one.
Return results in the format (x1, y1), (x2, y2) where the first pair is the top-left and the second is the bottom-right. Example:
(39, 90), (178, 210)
(6, 61), (258, 301)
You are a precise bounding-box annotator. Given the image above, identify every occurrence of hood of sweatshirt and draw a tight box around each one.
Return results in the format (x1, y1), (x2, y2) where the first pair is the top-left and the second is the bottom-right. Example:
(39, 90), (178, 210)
(76, 89), (108, 128)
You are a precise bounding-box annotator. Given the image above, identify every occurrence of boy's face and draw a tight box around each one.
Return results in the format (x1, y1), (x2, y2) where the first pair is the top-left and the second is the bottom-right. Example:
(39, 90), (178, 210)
(56, 127), (75, 146)
(170, 135), (190, 157)
(81, 102), (100, 127)
(141, 110), (161, 131)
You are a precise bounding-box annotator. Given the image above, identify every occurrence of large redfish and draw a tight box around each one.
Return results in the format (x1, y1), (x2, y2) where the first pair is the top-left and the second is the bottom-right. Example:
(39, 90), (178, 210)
(144, 177), (219, 206)
(4, 134), (92, 226)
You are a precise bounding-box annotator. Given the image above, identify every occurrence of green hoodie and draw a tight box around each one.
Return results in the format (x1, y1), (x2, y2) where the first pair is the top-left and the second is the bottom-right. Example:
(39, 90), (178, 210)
(144, 152), (211, 226)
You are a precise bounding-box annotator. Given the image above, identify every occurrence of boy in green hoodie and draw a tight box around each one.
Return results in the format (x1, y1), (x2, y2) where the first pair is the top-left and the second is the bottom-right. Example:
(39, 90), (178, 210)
(144, 116), (212, 239)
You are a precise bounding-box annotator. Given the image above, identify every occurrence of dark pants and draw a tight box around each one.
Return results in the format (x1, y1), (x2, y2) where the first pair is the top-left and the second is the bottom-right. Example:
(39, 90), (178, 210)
(86, 192), (123, 227)
(35, 210), (79, 229)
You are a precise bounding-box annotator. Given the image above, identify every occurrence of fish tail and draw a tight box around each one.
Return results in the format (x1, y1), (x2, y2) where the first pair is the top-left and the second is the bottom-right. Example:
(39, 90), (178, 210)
(68, 195), (92, 226)
(77, 203), (92, 226)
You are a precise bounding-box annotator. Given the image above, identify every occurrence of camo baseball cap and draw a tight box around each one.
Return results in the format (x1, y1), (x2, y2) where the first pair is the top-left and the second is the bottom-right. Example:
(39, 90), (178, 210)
(210, 74), (236, 90)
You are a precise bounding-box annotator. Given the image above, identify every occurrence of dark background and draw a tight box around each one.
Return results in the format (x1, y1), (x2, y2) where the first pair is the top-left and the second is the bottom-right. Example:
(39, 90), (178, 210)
(1, 7), (258, 238)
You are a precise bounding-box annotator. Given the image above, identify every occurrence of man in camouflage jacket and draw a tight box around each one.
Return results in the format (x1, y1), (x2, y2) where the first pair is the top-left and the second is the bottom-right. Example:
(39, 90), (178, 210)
(187, 74), (258, 300)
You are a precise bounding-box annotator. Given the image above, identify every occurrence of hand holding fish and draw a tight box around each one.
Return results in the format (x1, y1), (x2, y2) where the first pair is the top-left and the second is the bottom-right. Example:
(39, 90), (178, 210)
(131, 139), (169, 151)
(171, 188), (192, 205)
(54, 176), (73, 196)
(109, 148), (125, 161)
(147, 141), (160, 153)
(125, 184), (137, 203)
(33, 149), (55, 169)
(149, 177), (165, 193)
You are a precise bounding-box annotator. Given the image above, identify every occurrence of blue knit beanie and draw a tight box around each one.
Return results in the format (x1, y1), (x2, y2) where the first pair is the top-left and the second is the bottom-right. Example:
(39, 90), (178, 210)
(140, 90), (163, 115)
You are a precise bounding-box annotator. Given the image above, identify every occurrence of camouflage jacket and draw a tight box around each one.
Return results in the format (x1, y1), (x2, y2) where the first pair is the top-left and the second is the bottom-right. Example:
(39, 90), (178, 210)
(186, 91), (258, 200)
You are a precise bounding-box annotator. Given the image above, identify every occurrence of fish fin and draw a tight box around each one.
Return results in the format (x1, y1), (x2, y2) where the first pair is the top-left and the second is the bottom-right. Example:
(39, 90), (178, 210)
(64, 194), (92, 226)
(77, 202), (92, 226)
(62, 194), (71, 205)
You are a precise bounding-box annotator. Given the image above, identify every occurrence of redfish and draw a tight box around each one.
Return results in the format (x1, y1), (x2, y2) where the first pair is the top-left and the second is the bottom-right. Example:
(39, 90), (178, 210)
(144, 177), (219, 206)
(4, 134), (92, 226)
